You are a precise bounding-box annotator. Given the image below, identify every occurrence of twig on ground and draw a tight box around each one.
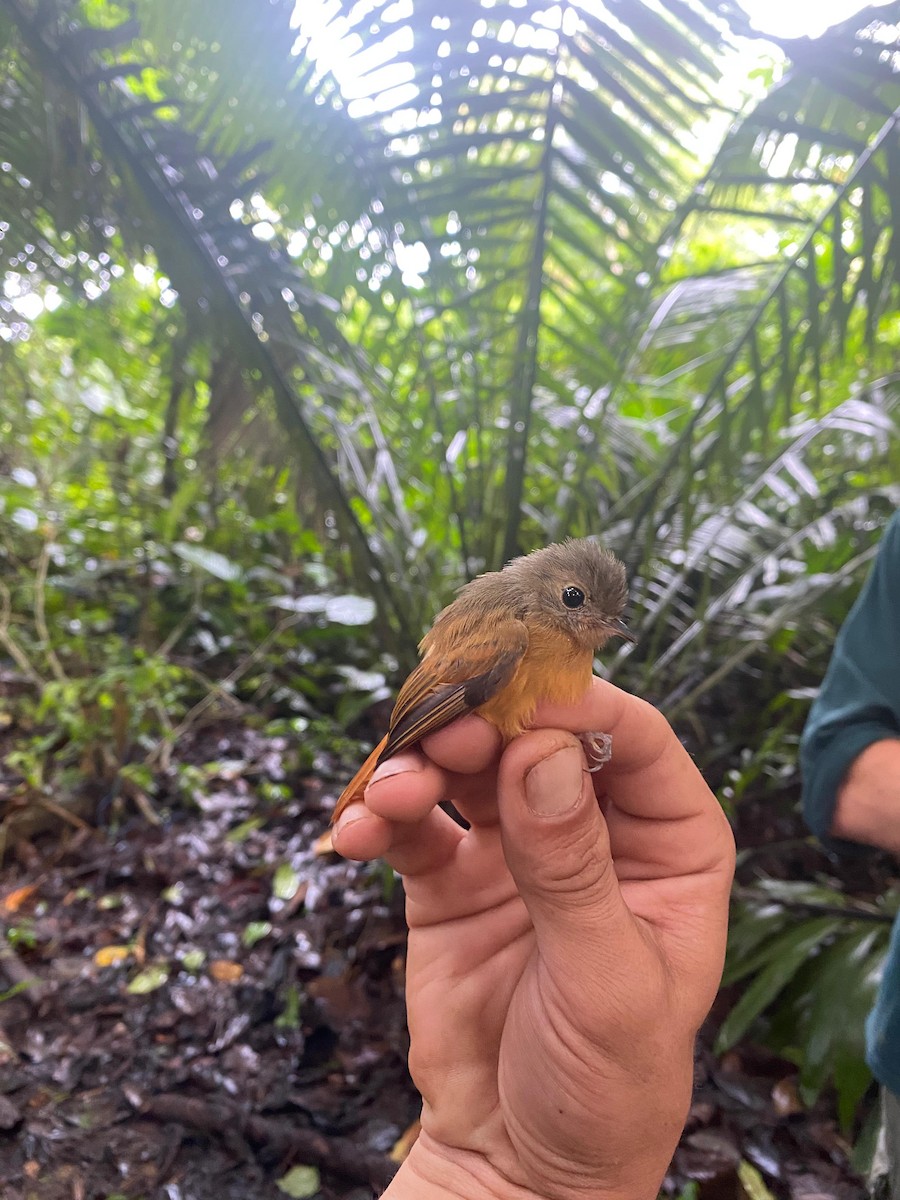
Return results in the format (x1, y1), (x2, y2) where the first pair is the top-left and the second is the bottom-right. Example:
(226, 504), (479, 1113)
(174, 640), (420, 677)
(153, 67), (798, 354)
(35, 797), (94, 834)
(140, 1092), (398, 1190)
(120, 777), (162, 826)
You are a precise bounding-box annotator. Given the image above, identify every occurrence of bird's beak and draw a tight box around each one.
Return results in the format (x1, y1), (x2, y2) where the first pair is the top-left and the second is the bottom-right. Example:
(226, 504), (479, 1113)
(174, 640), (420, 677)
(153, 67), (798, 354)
(607, 617), (637, 644)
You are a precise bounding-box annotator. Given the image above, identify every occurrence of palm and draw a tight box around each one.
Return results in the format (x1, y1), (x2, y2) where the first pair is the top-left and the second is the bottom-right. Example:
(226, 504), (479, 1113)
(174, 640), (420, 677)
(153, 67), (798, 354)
(401, 797), (684, 1188)
(404, 824), (533, 1140)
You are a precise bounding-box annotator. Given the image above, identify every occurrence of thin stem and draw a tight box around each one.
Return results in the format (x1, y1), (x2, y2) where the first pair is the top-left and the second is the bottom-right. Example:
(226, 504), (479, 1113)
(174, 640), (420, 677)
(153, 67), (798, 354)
(500, 31), (563, 565)
(34, 542), (66, 684)
(0, 581), (43, 685)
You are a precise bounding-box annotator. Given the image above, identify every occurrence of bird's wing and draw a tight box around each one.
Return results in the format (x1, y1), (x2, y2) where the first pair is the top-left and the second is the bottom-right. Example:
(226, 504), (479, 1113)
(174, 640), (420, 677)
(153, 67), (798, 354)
(377, 616), (528, 763)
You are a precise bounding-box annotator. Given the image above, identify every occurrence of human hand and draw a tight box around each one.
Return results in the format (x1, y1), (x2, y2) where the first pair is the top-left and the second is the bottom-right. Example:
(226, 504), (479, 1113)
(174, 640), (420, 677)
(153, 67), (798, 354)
(333, 679), (735, 1200)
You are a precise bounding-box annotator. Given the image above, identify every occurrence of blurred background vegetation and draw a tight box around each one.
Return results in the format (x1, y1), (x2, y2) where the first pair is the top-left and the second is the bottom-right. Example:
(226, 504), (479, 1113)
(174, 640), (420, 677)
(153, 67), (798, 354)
(1, 0), (899, 1168)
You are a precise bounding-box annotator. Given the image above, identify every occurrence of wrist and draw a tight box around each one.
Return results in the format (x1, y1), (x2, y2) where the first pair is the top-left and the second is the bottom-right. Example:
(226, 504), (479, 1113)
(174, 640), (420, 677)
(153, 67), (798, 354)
(384, 1131), (659, 1200)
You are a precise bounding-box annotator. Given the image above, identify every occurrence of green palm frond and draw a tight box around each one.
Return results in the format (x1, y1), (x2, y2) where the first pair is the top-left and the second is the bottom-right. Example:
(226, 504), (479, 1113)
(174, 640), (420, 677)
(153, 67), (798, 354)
(624, 7), (900, 562)
(618, 381), (899, 716)
(336, 0), (749, 566)
(0, 0), (424, 646)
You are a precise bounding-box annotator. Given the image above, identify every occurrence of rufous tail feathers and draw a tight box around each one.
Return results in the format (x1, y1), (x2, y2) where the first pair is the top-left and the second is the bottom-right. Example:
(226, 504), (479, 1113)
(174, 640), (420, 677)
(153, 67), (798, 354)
(331, 734), (389, 823)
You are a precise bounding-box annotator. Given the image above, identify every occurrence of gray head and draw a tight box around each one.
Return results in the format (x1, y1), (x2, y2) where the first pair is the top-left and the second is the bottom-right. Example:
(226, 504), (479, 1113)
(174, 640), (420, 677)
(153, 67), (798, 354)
(500, 538), (632, 651)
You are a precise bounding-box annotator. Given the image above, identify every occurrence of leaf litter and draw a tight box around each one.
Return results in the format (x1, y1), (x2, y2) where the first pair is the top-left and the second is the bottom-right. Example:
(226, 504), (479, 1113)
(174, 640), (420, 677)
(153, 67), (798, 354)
(0, 718), (875, 1198)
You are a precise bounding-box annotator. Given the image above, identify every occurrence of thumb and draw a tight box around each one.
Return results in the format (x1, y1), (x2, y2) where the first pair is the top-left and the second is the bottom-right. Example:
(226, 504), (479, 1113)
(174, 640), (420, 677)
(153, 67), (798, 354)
(497, 731), (637, 987)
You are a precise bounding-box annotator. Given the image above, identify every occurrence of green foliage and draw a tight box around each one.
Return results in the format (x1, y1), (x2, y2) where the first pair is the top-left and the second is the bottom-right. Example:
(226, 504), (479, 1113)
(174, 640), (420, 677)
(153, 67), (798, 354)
(0, 289), (398, 820)
(4, 920), (37, 951)
(0, 978), (39, 1005)
(721, 880), (897, 1127)
(7, 645), (189, 792)
(275, 983), (301, 1032)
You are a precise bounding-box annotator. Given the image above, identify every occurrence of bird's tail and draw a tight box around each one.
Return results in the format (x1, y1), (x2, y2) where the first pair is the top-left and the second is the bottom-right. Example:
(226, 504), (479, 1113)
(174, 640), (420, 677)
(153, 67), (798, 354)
(331, 734), (389, 823)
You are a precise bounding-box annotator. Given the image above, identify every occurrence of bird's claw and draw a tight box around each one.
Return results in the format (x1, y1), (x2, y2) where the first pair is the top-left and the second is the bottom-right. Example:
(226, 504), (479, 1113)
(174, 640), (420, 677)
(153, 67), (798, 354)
(580, 731), (613, 773)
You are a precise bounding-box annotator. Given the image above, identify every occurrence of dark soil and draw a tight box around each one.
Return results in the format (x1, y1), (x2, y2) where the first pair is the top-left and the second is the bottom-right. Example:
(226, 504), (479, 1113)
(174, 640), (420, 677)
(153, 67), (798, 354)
(0, 719), (876, 1200)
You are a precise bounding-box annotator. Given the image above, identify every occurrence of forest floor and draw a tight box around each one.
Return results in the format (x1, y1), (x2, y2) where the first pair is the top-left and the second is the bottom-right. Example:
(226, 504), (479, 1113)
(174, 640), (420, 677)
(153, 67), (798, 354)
(0, 714), (878, 1200)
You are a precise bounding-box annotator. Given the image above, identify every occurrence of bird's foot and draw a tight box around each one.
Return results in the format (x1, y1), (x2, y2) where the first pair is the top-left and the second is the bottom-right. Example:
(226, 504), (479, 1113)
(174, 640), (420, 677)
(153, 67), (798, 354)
(580, 731), (613, 773)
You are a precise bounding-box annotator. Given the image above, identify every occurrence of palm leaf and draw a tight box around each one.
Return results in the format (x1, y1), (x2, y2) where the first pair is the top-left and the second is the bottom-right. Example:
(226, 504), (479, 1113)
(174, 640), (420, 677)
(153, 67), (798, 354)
(316, 0), (749, 569)
(623, 8), (900, 560)
(0, 0), (423, 647)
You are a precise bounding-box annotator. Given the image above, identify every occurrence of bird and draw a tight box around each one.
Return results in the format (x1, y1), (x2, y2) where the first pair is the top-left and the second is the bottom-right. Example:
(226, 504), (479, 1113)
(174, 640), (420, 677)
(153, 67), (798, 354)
(331, 537), (633, 823)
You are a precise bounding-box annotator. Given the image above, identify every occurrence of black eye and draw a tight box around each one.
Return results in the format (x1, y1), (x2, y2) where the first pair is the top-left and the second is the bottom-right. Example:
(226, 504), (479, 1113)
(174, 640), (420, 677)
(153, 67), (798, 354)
(561, 586), (585, 609)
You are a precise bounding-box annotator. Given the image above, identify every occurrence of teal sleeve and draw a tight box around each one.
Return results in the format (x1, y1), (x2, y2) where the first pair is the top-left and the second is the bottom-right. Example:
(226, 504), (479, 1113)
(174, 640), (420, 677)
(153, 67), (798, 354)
(800, 511), (900, 845)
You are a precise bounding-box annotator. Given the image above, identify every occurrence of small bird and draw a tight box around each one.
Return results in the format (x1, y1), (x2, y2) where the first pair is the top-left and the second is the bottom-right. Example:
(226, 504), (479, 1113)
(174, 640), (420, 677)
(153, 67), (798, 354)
(331, 538), (633, 822)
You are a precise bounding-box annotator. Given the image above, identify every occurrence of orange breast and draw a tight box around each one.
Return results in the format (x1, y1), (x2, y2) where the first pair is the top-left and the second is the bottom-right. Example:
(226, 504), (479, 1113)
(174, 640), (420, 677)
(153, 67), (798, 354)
(477, 626), (593, 740)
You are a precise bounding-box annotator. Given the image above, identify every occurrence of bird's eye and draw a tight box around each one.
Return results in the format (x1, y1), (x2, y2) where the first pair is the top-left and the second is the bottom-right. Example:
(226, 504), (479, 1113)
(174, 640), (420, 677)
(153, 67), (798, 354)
(561, 586), (585, 609)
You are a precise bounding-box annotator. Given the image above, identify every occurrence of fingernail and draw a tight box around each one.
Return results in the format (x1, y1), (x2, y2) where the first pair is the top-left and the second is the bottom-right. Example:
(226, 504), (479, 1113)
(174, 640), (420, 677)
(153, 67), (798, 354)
(525, 746), (584, 816)
(333, 803), (368, 840)
(370, 757), (421, 785)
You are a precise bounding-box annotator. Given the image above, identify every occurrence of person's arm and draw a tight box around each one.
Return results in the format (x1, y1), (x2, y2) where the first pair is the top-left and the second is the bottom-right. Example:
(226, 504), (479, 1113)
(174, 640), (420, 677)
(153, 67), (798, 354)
(830, 738), (900, 852)
(800, 512), (900, 852)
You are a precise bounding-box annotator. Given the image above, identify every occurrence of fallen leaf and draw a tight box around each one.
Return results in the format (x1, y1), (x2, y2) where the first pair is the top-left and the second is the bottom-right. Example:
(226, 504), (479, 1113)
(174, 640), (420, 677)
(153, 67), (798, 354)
(209, 960), (243, 983)
(313, 829), (335, 857)
(1, 884), (38, 914)
(273, 862), (302, 901)
(276, 1164), (320, 1197)
(94, 945), (130, 968)
(281, 881), (308, 917)
(771, 1077), (804, 1117)
(243, 921), (272, 948)
(227, 816), (264, 843)
(162, 882), (186, 905)
(738, 1159), (777, 1200)
(180, 949), (206, 971)
(390, 1117), (421, 1163)
(126, 965), (169, 995)
(0, 1033), (17, 1066)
